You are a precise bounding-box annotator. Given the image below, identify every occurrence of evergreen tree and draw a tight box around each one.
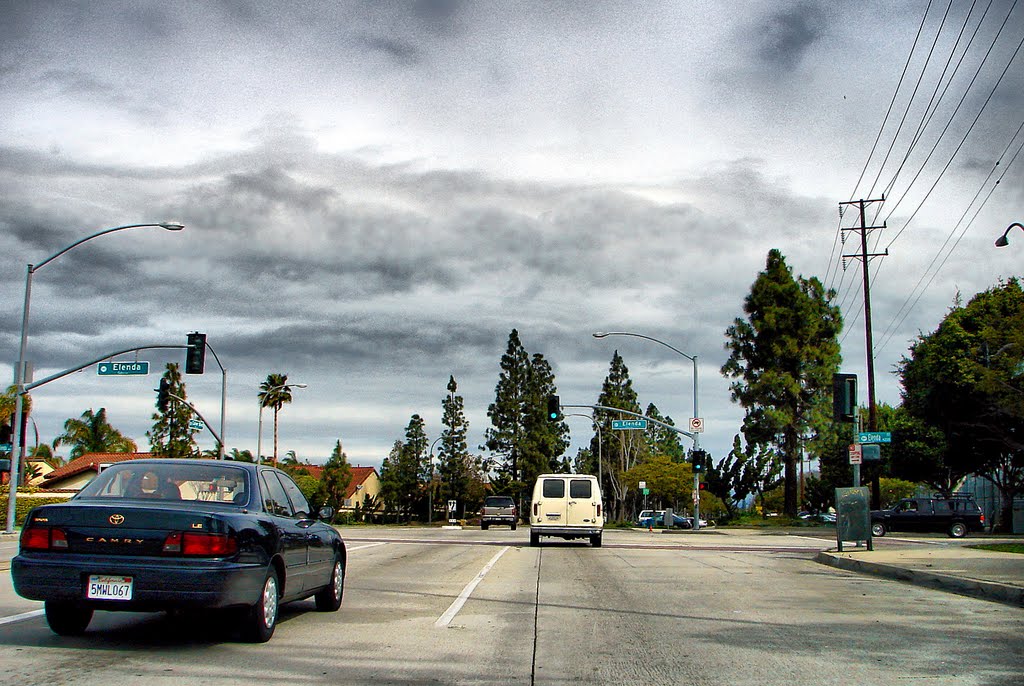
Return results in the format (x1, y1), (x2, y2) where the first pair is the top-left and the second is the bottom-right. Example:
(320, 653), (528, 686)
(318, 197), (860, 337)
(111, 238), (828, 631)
(484, 329), (531, 484)
(147, 363), (198, 458)
(378, 441), (404, 522)
(721, 249), (842, 516)
(321, 439), (353, 518)
(592, 350), (646, 520)
(438, 376), (474, 515)
(644, 403), (685, 462)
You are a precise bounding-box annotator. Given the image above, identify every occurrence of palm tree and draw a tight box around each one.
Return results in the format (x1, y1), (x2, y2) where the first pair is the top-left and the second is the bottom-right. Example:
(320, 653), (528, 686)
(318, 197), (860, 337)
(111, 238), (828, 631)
(258, 373), (295, 466)
(54, 408), (138, 459)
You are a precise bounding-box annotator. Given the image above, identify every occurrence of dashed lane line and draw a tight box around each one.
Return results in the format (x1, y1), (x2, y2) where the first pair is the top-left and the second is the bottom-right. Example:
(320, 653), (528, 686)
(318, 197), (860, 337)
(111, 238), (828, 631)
(434, 546), (510, 628)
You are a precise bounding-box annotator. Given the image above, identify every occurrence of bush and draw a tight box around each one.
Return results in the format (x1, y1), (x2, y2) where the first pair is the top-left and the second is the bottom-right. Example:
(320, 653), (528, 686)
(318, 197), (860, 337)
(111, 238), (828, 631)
(0, 492), (74, 526)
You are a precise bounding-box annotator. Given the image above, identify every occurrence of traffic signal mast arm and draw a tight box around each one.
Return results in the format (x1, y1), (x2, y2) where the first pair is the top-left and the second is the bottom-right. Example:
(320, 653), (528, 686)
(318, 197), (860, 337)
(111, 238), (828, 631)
(166, 391), (223, 446)
(21, 344), (189, 393)
(560, 404), (696, 441)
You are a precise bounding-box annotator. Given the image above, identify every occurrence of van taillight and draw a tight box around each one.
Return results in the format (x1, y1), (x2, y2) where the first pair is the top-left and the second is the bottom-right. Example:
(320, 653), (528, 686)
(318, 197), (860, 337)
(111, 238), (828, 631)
(597, 503), (602, 517)
(534, 503), (539, 517)
(20, 525), (67, 551)
(163, 532), (237, 556)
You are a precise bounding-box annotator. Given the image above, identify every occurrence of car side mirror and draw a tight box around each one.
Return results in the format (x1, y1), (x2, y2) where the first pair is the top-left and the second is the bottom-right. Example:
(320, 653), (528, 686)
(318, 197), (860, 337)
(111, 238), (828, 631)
(319, 506), (335, 521)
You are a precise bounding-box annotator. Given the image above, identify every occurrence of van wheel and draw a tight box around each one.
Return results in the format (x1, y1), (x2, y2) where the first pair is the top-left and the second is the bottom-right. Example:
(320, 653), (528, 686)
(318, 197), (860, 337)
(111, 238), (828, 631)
(530, 531), (540, 547)
(481, 523), (489, 530)
(871, 522), (886, 537)
(948, 522), (968, 538)
(591, 533), (602, 548)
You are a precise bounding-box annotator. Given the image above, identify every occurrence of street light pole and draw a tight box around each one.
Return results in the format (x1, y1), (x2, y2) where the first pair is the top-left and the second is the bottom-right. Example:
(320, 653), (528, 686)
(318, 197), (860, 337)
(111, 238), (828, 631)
(593, 331), (702, 529)
(427, 436), (443, 524)
(995, 222), (1024, 247)
(6, 222), (184, 534)
(256, 382), (306, 466)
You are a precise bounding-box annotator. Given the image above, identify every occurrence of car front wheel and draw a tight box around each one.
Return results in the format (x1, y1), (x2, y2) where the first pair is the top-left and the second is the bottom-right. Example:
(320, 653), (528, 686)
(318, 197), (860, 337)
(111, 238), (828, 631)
(948, 522), (968, 538)
(242, 568), (280, 643)
(315, 557), (345, 612)
(871, 521), (886, 537)
(44, 601), (93, 636)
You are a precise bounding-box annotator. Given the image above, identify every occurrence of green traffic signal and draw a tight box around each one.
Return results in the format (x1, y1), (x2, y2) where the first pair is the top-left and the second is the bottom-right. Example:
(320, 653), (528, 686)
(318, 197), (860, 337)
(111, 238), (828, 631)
(547, 395), (560, 421)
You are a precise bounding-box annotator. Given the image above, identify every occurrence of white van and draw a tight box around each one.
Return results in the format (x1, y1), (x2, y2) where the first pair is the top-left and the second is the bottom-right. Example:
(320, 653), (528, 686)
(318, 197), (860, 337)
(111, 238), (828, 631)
(529, 474), (603, 547)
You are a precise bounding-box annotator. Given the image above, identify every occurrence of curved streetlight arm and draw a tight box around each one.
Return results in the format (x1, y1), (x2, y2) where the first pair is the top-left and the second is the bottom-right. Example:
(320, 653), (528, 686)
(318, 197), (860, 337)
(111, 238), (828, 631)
(995, 222), (1024, 247)
(31, 222), (184, 274)
(593, 331), (694, 361)
(167, 392), (223, 447)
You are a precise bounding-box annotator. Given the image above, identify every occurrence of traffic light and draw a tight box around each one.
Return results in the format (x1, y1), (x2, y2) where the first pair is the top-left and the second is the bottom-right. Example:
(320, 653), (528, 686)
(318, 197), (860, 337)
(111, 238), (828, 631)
(833, 373), (857, 422)
(185, 332), (207, 374)
(698, 482), (706, 490)
(692, 449), (707, 472)
(547, 395), (561, 421)
(157, 378), (171, 412)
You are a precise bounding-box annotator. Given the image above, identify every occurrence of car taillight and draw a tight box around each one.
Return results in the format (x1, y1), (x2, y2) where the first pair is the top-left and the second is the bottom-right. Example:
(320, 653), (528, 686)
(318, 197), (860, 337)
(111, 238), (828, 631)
(20, 525), (68, 551)
(162, 532), (237, 556)
(980, 513), (985, 524)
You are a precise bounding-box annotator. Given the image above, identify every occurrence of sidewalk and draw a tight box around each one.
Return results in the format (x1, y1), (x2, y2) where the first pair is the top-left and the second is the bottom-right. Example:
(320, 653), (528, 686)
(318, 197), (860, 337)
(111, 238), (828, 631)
(816, 544), (1024, 607)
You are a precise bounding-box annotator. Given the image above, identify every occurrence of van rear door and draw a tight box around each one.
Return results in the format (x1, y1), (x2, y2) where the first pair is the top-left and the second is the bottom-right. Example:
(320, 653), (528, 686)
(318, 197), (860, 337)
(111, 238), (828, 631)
(537, 477), (568, 524)
(566, 478), (599, 527)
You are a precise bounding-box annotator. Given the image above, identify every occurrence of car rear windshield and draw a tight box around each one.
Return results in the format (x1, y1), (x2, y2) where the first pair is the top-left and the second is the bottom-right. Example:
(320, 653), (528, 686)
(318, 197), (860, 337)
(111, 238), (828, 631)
(485, 497), (514, 507)
(77, 463), (249, 505)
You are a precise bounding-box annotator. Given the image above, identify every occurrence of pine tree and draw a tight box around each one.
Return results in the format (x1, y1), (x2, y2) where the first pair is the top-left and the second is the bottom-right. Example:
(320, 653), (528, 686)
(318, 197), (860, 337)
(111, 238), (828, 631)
(722, 249), (842, 516)
(592, 350), (646, 520)
(438, 376), (474, 515)
(147, 363), (199, 458)
(484, 329), (531, 484)
(321, 439), (353, 518)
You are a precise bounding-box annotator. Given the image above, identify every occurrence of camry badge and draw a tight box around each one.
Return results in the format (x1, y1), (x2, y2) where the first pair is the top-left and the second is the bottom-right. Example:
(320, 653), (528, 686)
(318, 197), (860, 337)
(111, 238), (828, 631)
(109, 514), (125, 525)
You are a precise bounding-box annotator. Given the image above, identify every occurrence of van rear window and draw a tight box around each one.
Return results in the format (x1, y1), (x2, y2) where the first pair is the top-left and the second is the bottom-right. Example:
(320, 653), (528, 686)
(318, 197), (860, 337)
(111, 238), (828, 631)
(570, 479), (592, 498)
(542, 479), (565, 498)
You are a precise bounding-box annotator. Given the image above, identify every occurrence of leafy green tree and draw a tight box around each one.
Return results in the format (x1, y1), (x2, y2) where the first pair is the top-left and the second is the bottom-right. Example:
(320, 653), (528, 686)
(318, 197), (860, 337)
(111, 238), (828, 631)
(228, 448), (255, 462)
(55, 408), (137, 458)
(899, 279), (1024, 531)
(378, 441), (405, 522)
(878, 477), (918, 508)
(593, 350), (646, 520)
(801, 475), (833, 514)
(722, 249), (842, 516)
(258, 373), (297, 466)
(621, 454), (691, 511)
(321, 439), (353, 519)
(148, 363), (198, 458)
(729, 432), (784, 517)
(704, 436), (757, 519)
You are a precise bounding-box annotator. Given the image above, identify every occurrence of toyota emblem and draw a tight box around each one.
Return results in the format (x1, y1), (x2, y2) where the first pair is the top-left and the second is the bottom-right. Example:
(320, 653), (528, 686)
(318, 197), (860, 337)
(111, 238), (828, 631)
(108, 514), (125, 525)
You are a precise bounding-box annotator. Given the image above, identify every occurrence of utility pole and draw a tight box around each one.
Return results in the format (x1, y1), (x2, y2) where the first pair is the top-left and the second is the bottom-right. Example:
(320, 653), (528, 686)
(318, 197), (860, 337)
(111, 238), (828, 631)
(841, 196), (886, 507)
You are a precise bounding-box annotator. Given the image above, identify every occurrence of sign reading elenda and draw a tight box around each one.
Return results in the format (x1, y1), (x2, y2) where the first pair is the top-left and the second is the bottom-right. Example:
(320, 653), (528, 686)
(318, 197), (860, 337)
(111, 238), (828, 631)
(97, 361), (150, 376)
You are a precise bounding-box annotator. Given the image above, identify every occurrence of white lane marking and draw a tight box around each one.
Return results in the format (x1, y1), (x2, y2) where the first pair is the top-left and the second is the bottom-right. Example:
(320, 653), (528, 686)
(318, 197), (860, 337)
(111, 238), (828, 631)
(346, 542), (388, 552)
(434, 546), (510, 628)
(0, 609), (43, 627)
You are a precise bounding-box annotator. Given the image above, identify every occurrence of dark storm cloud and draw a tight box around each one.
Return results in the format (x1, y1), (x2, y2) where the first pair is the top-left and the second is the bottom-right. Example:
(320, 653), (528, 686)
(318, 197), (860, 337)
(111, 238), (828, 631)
(360, 35), (424, 65)
(753, 2), (826, 72)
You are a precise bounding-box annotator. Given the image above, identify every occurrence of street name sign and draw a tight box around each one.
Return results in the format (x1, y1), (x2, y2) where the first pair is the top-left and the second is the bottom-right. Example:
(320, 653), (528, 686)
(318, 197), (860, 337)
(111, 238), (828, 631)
(188, 419), (205, 431)
(98, 361), (149, 376)
(612, 419), (648, 430)
(857, 431), (892, 444)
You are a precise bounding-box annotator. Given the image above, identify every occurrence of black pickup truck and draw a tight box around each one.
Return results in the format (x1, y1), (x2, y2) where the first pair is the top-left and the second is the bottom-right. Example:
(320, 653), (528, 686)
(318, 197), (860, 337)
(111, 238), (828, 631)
(870, 495), (985, 538)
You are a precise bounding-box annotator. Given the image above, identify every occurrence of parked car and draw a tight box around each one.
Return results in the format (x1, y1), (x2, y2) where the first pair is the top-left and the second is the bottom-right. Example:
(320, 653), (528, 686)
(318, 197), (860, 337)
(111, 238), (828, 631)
(639, 512), (707, 529)
(870, 495), (985, 538)
(530, 474), (603, 547)
(12, 459), (346, 642)
(480, 495), (517, 530)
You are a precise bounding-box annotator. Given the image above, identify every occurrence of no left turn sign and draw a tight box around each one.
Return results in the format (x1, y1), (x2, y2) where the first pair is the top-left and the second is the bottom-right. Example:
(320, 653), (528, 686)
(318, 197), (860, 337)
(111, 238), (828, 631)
(689, 417), (704, 433)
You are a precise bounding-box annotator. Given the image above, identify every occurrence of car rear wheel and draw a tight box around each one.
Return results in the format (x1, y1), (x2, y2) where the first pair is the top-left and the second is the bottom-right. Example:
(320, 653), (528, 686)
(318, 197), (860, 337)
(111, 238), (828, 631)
(871, 522), (886, 537)
(948, 521), (968, 538)
(242, 567), (280, 643)
(315, 557), (345, 612)
(44, 601), (93, 636)
(510, 522), (517, 531)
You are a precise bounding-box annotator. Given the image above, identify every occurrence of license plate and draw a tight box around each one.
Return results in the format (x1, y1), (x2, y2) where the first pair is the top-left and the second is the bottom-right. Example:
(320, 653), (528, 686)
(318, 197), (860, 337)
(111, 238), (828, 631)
(87, 575), (133, 600)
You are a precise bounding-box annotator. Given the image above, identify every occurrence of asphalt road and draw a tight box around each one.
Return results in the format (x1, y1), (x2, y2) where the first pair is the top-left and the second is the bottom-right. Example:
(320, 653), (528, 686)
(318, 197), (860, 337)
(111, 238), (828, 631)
(1, 528), (1021, 685)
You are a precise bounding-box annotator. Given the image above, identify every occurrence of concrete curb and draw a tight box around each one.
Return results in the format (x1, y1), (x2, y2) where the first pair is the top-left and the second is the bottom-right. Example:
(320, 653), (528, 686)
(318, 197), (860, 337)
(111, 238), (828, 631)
(815, 551), (1024, 608)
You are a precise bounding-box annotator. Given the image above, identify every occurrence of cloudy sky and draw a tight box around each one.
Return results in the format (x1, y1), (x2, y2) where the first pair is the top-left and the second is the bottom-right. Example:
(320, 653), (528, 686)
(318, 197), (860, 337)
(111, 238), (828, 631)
(2, 1), (1022, 471)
